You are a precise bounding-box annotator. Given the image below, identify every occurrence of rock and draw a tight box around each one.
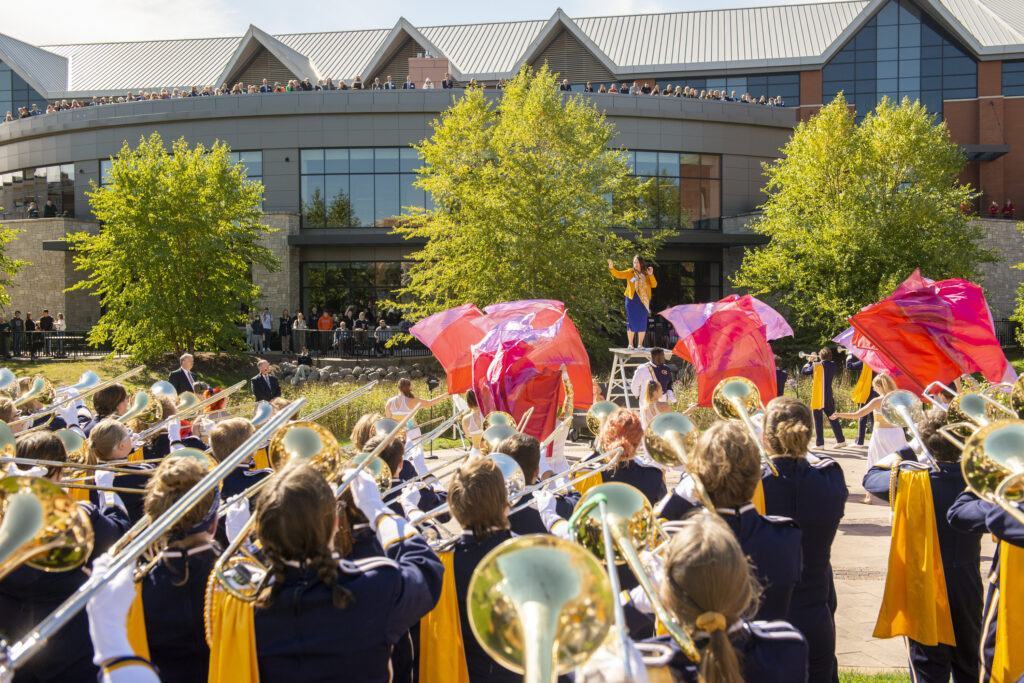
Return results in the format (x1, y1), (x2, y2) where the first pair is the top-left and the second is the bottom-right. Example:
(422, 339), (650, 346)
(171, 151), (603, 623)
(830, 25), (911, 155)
(369, 371), (384, 381)
(308, 369), (321, 382)
(398, 371), (410, 380)
(329, 372), (341, 382)
(410, 369), (423, 379)
(321, 365), (335, 376)
(352, 366), (364, 376)
(388, 366), (401, 374)
(358, 373), (369, 382)
(385, 371), (398, 381)
(343, 374), (355, 382)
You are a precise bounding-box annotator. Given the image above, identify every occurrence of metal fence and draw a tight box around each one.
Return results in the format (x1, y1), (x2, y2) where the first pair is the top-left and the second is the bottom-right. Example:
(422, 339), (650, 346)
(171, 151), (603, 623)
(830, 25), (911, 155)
(256, 328), (432, 360)
(992, 319), (1020, 347)
(1, 330), (113, 359)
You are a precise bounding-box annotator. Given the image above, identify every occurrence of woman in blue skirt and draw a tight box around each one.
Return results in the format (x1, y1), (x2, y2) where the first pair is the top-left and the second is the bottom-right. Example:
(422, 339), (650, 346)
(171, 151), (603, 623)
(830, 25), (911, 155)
(608, 255), (657, 348)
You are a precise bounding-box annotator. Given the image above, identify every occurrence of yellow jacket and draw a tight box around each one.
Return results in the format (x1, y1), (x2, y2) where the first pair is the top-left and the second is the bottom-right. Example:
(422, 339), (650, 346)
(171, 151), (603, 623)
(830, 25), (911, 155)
(610, 265), (657, 309)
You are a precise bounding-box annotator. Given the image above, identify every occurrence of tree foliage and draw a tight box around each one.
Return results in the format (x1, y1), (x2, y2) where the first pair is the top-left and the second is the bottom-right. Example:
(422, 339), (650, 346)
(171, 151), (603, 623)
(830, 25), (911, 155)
(0, 223), (28, 310)
(732, 94), (994, 343)
(69, 133), (278, 361)
(1010, 223), (1024, 345)
(388, 65), (673, 350)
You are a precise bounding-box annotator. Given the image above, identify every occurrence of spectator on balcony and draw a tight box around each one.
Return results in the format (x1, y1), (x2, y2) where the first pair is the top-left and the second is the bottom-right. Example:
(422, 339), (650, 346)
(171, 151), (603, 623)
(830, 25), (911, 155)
(27, 202), (39, 219)
(990, 200), (1000, 218)
(259, 79), (272, 93)
(324, 78), (336, 90)
(251, 313), (264, 353)
(279, 309), (293, 355)
(30, 104), (41, 116)
(292, 312), (307, 351)
(338, 79), (349, 90)
(352, 76), (364, 90)
(334, 322), (351, 355)
(608, 84), (618, 94)
(583, 81), (593, 93)
(497, 78), (506, 89)
(301, 78), (314, 91)
(403, 76), (416, 89)
(640, 82), (652, 95)
(629, 81), (640, 95)
(559, 79), (571, 91)
(371, 77), (382, 90)
(317, 309), (334, 353)
(423, 77), (434, 89)
(674, 85), (683, 97)
(4, 112), (13, 122)
(354, 311), (370, 331)
(651, 84), (661, 96)
(383, 76), (396, 90)
(273, 81), (285, 92)
(1004, 199), (1015, 220)
(43, 200), (56, 218)
(314, 79), (325, 90)
(260, 307), (273, 352)
(662, 85), (674, 96)
(374, 320), (390, 357)
(598, 84), (607, 93)
(441, 73), (454, 89)
(10, 311), (23, 357)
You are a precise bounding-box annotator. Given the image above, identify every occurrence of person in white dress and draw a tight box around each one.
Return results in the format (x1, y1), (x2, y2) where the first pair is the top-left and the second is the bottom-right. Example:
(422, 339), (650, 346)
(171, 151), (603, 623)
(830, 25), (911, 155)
(830, 373), (906, 504)
(385, 377), (449, 464)
(460, 390), (484, 456)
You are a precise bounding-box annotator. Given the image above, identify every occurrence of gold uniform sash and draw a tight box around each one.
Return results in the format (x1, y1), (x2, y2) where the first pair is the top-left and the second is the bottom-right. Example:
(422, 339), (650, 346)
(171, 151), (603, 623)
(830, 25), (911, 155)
(873, 469), (955, 646)
(752, 478), (765, 515)
(573, 470), (603, 497)
(128, 447), (145, 463)
(851, 364), (873, 404)
(126, 583), (150, 659)
(418, 551), (469, 683)
(810, 364), (824, 411)
(992, 540), (1024, 682)
(251, 447), (271, 471)
(204, 570), (259, 683)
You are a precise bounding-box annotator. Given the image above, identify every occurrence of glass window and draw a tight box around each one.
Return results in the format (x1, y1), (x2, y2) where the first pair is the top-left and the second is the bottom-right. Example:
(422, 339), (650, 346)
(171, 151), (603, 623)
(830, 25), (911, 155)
(301, 261), (417, 322)
(1005, 61), (1024, 96)
(324, 149), (348, 174)
(350, 174), (374, 227)
(350, 149), (374, 174)
(300, 149), (324, 175)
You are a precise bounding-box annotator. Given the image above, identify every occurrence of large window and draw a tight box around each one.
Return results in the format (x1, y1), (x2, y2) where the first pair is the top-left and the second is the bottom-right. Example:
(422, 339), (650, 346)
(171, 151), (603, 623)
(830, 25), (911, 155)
(0, 61), (46, 120)
(627, 151), (721, 230)
(300, 148), (428, 228)
(101, 151), (262, 187)
(1005, 61), (1024, 97)
(0, 164), (75, 219)
(301, 261), (411, 320)
(649, 261), (723, 312)
(822, 0), (976, 118)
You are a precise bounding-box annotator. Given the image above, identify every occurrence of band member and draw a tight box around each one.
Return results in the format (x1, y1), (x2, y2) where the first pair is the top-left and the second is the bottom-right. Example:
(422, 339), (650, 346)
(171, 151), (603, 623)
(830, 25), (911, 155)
(13, 377), (73, 431)
(863, 408), (983, 683)
(948, 489), (1024, 683)
(89, 419), (154, 522)
(761, 396), (846, 683)
(844, 355), (876, 446)
(630, 347), (674, 402)
(635, 513), (809, 683)
(498, 432), (578, 535)
(608, 255), (657, 349)
(461, 390), (483, 455)
(168, 353), (197, 395)
(349, 411), (384, 453)
(655, 421), (803, 621)
(831, 374), (905, 504)
(776, 355), (787, 398)
(377, 434), (446, 519)
(83, 383), (130, 436)
(596, 408), (667, 504)
(139, 456), (220, 682)
(447, 457), (519, 682)
(132, 394), (206, 461)
(210, 418), (269, 544)
(246, 465), (444, 680)
(0, 432), (131, 683)
(800, 348), (846, 449)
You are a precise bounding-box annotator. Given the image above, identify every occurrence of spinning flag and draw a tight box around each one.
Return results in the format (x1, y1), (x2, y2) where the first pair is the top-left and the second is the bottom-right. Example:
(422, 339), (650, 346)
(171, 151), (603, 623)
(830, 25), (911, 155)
(411, 300), (592, 449)
(844, 270), (1016, 393)
(660, 295), (793, 406)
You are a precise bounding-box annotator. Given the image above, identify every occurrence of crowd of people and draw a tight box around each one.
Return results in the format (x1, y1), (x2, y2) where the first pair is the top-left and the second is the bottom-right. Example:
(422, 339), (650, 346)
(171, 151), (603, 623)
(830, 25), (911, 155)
(0, 309), (69, 358)
(4, 70), (790, 123)
(244, 306), (411, 358)
(988, 199), (1015, 219)
(0, 341), (1018, 683)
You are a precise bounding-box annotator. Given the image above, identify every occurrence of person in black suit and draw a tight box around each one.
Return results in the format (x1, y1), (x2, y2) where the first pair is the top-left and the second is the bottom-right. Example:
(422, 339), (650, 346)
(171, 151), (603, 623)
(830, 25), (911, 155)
(402, 76), (416, 90)
(167, 353), (197, 395)
(382, 76), (396, 90)
(441, 73), (454, 89)
(251, 359), (281, 402)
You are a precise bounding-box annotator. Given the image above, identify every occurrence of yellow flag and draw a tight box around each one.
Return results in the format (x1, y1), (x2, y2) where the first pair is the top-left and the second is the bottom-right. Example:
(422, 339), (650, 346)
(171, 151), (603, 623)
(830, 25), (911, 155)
(873, 469), (955, 646)
(418, 551), (470, 683)
(992, 540), (1024, 682)
(205, 571), (260, 683)
(810, 364), (824, 411)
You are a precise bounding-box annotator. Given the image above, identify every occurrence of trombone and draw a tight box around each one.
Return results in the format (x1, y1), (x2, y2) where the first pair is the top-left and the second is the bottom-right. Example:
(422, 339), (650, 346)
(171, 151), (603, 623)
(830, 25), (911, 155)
(569, 482), (700, 664)
(878, 390), (940, 470)
(465, 535), (615, 683)
(380, 410), (472, 497)
(134, 381), (247, 441)
(0, 398), (305, 678)
(712, 377), (778, 476)
(9, 366), (146, 433)
(415, 452), (526, 539)
(957, 420), (1024, 527)
(586, 401), (618, 436)
(644, 411), (716, 511)
(504, 447), (623, 518)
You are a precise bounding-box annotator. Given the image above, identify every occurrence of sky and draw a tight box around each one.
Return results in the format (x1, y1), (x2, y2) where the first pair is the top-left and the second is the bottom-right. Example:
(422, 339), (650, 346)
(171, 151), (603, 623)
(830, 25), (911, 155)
(1, 0), (826, 45)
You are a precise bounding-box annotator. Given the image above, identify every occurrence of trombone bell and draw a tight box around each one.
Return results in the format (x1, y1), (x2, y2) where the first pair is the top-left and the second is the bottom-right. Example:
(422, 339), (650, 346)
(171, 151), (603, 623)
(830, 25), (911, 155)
(961, 420), (1024, 525)
(643, 412), (698, 468)
(480, 424), (517, 457)
(585, 401), (619, 436)
(0, 476), (94, 577)
(267, 422), (343, 479)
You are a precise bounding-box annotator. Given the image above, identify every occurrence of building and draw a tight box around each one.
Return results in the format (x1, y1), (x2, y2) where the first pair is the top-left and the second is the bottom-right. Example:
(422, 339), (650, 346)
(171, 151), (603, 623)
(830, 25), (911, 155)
(0, 0), (1021, 330)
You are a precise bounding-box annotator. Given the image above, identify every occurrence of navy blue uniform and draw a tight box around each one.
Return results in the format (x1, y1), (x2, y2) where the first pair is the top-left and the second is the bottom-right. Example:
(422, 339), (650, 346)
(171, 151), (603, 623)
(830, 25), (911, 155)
(214, 465), (270, 548)
(762, 454), (846, 683)
(948, 491), (1024, 683)
(801, 361), (845, 446)
(452, 529), (520, 683)
(142, 433), (207, 461)
(845, 358), (877, 446)
(602, 461), (667, 505)
(141, 544), (218, 682)
(777, 369), (788, 397)
(253, 515), (444, 683)
(508, 489), (579, 536)
(0, 502), (130, 683)
(864, 455), (982, 682)
(642, 619), (808, 682)
(655, 492), (803, 622)
(29, 412), (66, 431)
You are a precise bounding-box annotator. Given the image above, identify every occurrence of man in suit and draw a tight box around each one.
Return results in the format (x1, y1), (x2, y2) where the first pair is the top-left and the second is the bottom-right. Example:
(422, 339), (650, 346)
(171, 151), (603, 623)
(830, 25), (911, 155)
(441, 73), (454, 89)
(402, 76), (416, 90)
(168, 353), (197, 395)
(259, 78), (272, 93)
(251, 359), (281, 402)
(383, 76), (396, 90)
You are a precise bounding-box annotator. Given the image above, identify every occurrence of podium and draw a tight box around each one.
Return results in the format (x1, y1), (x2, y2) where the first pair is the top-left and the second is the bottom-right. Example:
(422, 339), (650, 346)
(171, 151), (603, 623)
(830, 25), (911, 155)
(606, 348), (673, 409)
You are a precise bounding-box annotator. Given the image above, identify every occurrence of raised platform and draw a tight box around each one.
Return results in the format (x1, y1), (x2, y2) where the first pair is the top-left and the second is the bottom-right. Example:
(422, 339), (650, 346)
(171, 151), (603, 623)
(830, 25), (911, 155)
(606, 347), (674, 409)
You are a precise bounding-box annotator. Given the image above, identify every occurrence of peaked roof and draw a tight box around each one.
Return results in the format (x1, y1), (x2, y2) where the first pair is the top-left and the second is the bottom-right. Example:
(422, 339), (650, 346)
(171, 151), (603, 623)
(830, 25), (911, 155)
(1, 0), (1019, 100)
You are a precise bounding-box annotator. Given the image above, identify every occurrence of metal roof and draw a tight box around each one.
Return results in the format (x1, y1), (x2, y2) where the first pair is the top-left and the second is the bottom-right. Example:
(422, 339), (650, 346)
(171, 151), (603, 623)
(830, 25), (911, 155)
(3, 0), (1021, 99)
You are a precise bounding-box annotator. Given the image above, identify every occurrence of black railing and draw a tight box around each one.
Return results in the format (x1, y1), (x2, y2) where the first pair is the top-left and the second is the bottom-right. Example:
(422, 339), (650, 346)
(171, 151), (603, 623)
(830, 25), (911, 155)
(253, 328), (431, 359)
(1, 330), (113, 359)
(993, 319), (1020, 347)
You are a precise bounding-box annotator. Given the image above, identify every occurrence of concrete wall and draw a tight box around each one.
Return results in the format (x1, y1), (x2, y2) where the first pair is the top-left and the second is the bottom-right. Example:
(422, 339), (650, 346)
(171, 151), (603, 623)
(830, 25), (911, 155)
(975, 217), (1024, 319)
(254, 212), (300, 314)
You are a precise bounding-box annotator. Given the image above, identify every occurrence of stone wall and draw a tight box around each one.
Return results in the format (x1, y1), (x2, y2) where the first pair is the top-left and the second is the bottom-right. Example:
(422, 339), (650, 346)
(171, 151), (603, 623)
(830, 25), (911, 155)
(253, 213), (300, 314)
(975, 217), (1024, 319)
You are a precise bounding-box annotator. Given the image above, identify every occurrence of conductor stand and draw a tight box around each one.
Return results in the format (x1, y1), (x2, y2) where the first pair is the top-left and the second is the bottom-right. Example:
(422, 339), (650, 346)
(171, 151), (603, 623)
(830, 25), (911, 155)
(606, 348), (673, 410)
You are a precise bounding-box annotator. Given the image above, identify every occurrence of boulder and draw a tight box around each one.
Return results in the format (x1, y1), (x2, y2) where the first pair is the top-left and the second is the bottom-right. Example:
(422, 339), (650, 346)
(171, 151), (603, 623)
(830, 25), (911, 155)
(359, 373), (369, 382)
(369, 371), (384, 381)
(343, 374), (356, 382)
(385, 371), (398, 381)
(329, 372), (341, 382)
(398, 371), (410, 380)
(351, 366), (364, 376)
(410, 369), (423, 379)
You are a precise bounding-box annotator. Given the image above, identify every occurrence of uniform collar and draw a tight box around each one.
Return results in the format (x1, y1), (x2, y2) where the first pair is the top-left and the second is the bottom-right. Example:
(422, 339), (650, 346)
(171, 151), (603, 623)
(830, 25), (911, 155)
(715, 503), (756, 516)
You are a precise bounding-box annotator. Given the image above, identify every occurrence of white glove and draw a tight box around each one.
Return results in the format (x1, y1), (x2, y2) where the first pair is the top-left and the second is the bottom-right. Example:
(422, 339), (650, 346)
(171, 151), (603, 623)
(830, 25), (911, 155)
(57, 387), (80, 401)
(625, 549), (665, 615)
(166, 419), (182, 444)
(533, 490), (558, 518)
(95, 469), (116, 491)
(409, 446), (428, 476)
(347, 469), (390, 523)
(400, 484), (422, 517)
(225, 499), (251, 543)
(576, 627), (649, 683)
(86, 554), (137, 665)
(11, 464), (47, 477)
(673, 474), (699, 505)
(536, 491), (572, 540)
(58, 401), (80, 428)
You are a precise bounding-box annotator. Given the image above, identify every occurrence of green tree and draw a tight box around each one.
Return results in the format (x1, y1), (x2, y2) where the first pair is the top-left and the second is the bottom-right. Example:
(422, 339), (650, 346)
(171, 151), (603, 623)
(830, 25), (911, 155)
(0, 223), (28, 309)
(69, 133), (278, 360)
(1010, 222), (1024, 344)
(732, 94), (994, 343)
(388, 65), (672, 349)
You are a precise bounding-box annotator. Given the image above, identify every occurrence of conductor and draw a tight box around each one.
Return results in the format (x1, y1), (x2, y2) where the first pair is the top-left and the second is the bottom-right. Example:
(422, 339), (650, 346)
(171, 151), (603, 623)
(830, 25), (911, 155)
(251, 359), (281, 402)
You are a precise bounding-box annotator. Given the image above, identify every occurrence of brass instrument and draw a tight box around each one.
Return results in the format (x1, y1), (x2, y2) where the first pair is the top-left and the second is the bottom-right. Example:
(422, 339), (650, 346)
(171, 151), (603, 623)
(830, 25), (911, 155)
(0, 368), (16, 393)
(959, 420), (1024, 526)
(879, 390), (939, 470)
(505, 447), (623, 517)
(569, 482), (700, 663)
(0, 475), (94, 582)
(484, 411), (516, 431)
(517, 407), (535, 434)
(9, 367), (146, 434)
(134, 381), (246, 441)
(13, 377), (56, 409)
(0, 398), (305, 678)
(466, 535), (614, 683)
(0, 424), (144, 478)
(585, 401), (618, 436)
(480, 424), (518, 457)
(977, 375), (1024, 420)
(414, 453), (525, 534)
(644, 412), (715, 510)
(117, 390), (155, 424)
(711, 377), (778, 476)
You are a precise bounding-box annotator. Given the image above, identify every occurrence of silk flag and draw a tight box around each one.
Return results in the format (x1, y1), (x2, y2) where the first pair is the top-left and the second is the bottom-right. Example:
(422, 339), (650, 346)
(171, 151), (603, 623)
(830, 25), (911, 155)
(661, 295), (792, 406)
(846, 270), (1015, 393)
(409, 303), (488, 393)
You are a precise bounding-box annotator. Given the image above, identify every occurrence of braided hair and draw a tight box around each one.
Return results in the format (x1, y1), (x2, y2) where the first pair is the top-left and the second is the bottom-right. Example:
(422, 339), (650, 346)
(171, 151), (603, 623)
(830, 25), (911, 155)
(253, 464), (353, 610)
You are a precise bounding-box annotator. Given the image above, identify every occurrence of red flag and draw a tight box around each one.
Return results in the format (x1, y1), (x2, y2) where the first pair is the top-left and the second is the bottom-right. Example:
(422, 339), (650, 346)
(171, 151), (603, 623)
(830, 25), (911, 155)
(409, 303), (488, 393)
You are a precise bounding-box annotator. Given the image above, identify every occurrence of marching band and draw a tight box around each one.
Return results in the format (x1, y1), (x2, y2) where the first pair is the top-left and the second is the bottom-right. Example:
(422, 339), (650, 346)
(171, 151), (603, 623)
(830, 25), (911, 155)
(0, 348), (1022, 683)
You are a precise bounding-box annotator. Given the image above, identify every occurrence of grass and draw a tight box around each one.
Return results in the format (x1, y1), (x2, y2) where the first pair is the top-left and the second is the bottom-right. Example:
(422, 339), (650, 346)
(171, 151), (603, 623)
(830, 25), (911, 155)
(838, 672), (910, 683)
